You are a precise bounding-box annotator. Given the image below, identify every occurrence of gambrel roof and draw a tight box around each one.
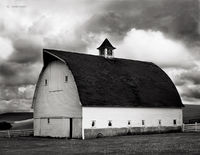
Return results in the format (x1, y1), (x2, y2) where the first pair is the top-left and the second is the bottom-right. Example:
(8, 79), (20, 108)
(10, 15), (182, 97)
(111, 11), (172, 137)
(42, 49), (183, 108)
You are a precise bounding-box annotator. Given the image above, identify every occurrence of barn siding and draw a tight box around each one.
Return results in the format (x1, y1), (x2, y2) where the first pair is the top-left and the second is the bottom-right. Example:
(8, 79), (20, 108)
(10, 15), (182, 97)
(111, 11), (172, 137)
(72, 118), (82, 138)
(83, 107), (182, 138)
(83, 107), (182, 130)
(34, 118), (70, 137)
(84, 126), (182, 139)
(34, 61), (82, 138)
(34, 61), (82, 118)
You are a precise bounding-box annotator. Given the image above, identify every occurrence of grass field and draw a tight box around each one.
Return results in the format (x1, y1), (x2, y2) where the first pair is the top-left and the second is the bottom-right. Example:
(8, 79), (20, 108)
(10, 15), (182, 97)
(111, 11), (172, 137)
(0, 133), (200, 154)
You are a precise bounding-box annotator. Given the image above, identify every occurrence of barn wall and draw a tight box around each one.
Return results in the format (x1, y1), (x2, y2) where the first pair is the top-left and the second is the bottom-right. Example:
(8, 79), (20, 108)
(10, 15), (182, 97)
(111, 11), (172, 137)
(34, 60), (82, 138)
(34, 61), (82, 118)
(72, 118), (82, 138)
(82, 107), (182, 138)
(34, 118), (70, 137)
(34, 118), (82, 138)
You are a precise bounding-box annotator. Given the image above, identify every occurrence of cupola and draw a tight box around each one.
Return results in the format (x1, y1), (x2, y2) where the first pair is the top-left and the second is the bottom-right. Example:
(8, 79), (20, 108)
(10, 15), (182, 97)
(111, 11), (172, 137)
(97, 38), (116, 58)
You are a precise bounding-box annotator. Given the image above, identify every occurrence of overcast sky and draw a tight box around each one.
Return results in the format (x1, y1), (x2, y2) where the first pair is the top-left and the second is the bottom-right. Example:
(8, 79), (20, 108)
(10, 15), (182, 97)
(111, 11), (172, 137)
(0, 0), (200, 113)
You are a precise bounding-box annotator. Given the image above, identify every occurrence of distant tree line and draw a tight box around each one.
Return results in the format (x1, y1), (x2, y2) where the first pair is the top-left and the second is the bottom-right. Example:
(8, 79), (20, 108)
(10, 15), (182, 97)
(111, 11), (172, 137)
(0, 122), (12, 130)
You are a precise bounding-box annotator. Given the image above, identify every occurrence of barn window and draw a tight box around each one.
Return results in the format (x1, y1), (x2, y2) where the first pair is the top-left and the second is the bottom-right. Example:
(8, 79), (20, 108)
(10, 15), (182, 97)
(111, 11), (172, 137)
(47, 118), (50, 124)
(128, 120), (131, 125)
(108, 120), (112, 127)
(142, 120), (145, 126)
(91, 120), (96, 127)
(107, 49), (112, 56)
(159, 120), (161, 125)
(65, 76), (68, 82)
(45, 79), (48, 86)
(100, 49), (105, 56)
(173, 119), (177, 125)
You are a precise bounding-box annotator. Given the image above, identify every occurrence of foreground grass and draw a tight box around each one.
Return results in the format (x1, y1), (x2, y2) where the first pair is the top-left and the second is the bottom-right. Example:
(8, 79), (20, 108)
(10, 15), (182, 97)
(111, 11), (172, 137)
(0, 133), (200, 154)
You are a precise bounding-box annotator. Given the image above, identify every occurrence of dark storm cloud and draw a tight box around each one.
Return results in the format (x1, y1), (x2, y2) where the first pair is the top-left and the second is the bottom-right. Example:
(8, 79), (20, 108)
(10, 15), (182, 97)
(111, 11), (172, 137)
(181, 70), (200, 85)
(9, 36), (43, 64)
(0, 61), (41, 86)
(173, 77), (187, 86)
(0, 62), (18, 77)
(85, 0), (199, 43)
(182, 86), (200, 99)
(172, 67), (200, 87)
(0, 0), (200, 113)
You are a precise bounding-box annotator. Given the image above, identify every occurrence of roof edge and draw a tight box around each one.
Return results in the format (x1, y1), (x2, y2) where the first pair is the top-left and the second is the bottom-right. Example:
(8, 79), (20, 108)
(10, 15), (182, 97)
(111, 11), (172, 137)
(43, 48), (154, 66)
(43, 49), (66, 64)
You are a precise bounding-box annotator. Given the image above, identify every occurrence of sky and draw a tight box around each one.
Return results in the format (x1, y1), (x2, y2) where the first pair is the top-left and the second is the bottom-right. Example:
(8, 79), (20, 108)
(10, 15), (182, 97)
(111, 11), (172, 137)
(0, 0), (200, 113)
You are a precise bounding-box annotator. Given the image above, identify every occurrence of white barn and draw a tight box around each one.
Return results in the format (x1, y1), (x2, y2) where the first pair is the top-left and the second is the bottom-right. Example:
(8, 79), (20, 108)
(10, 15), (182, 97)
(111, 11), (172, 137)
(32, 39), (183, 139)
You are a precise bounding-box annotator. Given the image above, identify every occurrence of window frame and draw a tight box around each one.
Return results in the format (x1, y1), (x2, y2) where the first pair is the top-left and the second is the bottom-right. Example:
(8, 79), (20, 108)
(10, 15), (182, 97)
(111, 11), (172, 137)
(173, 119), (177, 125)
(65, 76), (68, 83)
(44, 79), (48, 86)
(158, 120), (161, 126)
(91, 120), (96, 128)
(142, 120), (145, 126)
(128, 120), (131, 126)
(108, 120), (112, 127)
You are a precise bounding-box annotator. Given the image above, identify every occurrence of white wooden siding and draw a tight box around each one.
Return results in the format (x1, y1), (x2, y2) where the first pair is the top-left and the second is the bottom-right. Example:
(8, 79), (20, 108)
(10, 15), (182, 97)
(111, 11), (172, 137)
(34, 118), (70, 137)
(82, 107), (183, 129)
(34, 61), (82, 118)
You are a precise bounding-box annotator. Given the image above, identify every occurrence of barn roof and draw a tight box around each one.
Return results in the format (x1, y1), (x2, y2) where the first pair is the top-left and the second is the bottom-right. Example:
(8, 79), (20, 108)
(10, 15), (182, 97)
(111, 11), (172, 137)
(43, 49), (183, 108)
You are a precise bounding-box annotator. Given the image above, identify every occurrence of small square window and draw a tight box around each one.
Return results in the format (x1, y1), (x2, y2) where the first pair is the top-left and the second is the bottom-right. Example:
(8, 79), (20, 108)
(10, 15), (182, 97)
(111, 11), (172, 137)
(142, 120), (145, 125)
(108, 120), (112, 127)
(65, 76), (68, 82)
(128, 120), (131, 125)
(47, 118), (50, 124)
(173, 119), (176, 125)
(91, 120), (96, 127)
(159, 120), (161, 125)
(45, 79), (48, 86)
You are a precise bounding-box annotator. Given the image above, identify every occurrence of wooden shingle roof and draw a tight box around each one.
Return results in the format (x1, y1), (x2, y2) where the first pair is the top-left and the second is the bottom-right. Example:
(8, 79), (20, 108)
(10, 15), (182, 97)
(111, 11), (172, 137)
(43, 49), (183, 108)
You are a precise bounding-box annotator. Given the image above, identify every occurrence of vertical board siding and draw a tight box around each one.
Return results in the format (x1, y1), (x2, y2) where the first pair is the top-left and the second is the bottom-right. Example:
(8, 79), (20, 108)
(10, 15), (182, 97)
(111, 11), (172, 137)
(83, 107), (183, 129)
(34, 61), (82, 138)
(72, 118), (82, 138)
(39, 118), (70, 137)
(34, 61), (82, 118)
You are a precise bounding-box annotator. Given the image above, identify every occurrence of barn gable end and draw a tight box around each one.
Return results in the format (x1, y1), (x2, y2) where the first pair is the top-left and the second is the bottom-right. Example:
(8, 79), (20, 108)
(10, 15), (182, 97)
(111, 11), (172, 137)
(33, 57), (82, 138)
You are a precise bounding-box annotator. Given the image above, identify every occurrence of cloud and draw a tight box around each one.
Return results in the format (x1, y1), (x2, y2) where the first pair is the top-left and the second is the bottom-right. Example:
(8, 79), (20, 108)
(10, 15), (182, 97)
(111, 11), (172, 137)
(0, 99), (32, 113)
(0, 37), (14, 59)
(164, 65), (200, 104)
(181, 70), (200, 85)
(0, 61), (41, 86)
(0, 0), (200, 113)
(0, 85), (34, 113)
(116, 29), (194, 68)
(85, 0), (199, 44)
(181, 84), (200, 100)
(9, 35), (43, 63)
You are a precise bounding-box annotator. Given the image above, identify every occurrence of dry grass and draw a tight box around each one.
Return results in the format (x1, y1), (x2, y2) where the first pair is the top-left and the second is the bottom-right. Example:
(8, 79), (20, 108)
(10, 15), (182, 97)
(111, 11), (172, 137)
(0, 133), (200, 154)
